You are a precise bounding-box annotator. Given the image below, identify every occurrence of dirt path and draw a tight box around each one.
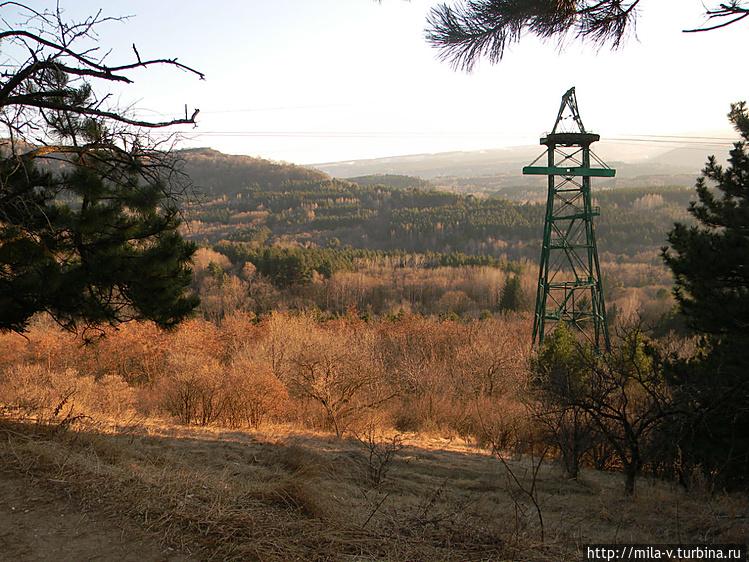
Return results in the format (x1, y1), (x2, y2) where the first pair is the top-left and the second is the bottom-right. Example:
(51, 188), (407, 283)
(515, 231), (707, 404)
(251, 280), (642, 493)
(0, 470), (192, 562)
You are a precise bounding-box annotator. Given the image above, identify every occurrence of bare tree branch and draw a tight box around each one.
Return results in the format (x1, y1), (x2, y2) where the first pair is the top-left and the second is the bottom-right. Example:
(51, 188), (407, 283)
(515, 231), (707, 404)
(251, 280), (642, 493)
(684, 2), (749, 32)
(0, 4), (203, 149)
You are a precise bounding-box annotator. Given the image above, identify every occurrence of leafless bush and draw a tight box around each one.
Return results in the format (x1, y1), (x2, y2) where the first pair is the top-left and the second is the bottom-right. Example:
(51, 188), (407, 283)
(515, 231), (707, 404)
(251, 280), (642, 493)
(157, 355), (225, 425)
(531, 400), (597, 479)
(467, 396), (532, 450)
(0, 364), (136, 423)
(496, 448), (549, 543)
(287, 322), (392, 437)
(352, 424), (403, 489)
(220, 362), (293, 428)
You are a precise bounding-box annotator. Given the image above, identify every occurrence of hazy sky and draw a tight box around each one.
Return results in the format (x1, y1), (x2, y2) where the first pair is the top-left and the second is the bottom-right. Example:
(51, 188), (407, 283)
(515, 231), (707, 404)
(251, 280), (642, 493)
(13, 1), (747, 164)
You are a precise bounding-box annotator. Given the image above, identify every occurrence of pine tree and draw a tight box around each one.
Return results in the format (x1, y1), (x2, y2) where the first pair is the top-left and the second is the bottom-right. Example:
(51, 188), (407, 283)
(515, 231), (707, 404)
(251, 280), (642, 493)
(0, 4), (202, 335)
(661, 102), (749, 488)
(499, 274), (528, 312)
(663, 103), (749, 339)
(0, 155), (199, 335)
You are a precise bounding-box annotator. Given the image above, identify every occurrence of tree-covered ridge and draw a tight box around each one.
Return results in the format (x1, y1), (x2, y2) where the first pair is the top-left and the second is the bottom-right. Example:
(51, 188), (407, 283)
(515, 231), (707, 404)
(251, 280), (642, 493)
(181, 150), (695, 259)
(180, 148), (329, 198)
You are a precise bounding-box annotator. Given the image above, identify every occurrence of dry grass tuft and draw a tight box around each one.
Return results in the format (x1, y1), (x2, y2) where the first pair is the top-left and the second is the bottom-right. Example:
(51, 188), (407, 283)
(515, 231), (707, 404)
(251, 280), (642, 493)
(261, 471), (334, 520)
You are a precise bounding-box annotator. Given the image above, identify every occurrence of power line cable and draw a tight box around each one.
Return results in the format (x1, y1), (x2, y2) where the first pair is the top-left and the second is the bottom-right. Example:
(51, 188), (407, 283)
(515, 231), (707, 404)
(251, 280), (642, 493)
(175, 130), (737, 147)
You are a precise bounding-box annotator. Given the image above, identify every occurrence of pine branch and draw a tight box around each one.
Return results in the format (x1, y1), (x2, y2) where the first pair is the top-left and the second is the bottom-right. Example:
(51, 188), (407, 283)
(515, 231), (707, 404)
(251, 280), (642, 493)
(425, 0), (639, 71)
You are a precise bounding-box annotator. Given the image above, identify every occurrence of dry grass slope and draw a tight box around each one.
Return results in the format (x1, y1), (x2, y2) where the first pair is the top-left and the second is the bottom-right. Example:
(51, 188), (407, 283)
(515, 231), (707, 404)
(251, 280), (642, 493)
(1, 418), (746, 561)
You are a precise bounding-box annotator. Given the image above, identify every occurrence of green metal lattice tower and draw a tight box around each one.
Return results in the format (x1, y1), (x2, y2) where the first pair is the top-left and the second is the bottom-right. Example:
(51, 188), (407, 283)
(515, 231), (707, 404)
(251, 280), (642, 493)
(523, 88), (615, 350)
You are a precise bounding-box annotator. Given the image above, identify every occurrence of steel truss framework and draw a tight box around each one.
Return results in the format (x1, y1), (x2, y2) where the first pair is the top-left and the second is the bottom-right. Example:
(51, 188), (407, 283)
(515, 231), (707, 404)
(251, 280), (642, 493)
(523, 88), (615, 350)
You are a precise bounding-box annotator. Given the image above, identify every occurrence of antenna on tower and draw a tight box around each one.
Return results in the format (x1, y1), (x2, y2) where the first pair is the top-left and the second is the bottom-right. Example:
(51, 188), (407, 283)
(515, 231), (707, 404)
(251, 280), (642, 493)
(551, 87), (586, 134)
(523, 88), (615, 350)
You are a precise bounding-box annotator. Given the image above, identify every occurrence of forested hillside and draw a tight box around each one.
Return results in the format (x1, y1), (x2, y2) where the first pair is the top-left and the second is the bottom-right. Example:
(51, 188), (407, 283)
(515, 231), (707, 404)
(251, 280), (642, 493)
(181, 148), (329, 197)
(3, 3), (747, 559)
(174, 150), (692, 333)
(182, 149), (693, 261)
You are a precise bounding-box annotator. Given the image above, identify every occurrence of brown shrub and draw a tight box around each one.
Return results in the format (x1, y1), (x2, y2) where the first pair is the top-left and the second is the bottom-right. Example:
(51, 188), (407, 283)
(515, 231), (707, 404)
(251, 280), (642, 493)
(286, 319), (387, 437)
(75, 322), (170, 385)
(0, 364), (135, 421)
(220, 362), (294, 428)
(157, 354), (225, 425)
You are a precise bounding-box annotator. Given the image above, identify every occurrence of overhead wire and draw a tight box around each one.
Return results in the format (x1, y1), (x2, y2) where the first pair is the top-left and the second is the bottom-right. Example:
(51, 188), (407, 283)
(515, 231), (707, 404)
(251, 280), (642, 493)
(143, 105), (738, 148)
(176, 129), (737, 147)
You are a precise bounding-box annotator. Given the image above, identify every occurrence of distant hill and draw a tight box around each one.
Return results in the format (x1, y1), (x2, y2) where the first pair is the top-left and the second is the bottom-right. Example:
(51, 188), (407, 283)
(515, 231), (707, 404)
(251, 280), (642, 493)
(313, 146), (542, 179)
(180, 148), (329, 197)
(180, 149), (695, 261)
(647, 146), (717, 170)
(311, 140), (728, 189)
(171, 145), (697, 260)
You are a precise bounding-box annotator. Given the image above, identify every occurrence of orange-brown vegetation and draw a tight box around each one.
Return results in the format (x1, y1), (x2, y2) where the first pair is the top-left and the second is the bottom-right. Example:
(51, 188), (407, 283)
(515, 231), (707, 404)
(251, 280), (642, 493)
(0, 311), (531, 441)
(190, 246), (677, 331)
(0, 311), (746, 560)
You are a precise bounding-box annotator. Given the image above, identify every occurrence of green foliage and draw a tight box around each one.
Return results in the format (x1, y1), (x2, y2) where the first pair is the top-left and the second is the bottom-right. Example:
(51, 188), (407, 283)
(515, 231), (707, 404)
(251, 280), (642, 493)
(666, 342), (749, 488)
(662, 102), (749, 489)
(214, 244), (359, 287)
(438, 310), (461, 323)
(255, 247), (314, 288)
(533, 324), (593, 398)
(192, 206), (231, 224)
(390, 197), (538, 240)
(532, 324), (596, 479)
(533, 323), (671, 493)
(347, 174), (433, 190)
(499, 275), (528, 312)
(228, 226), (271, 244)
(206, 262), (228, 283)
(0, 4), (205, 336)
(0, 158), (198, 334)
(663, 106), (749, 340)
